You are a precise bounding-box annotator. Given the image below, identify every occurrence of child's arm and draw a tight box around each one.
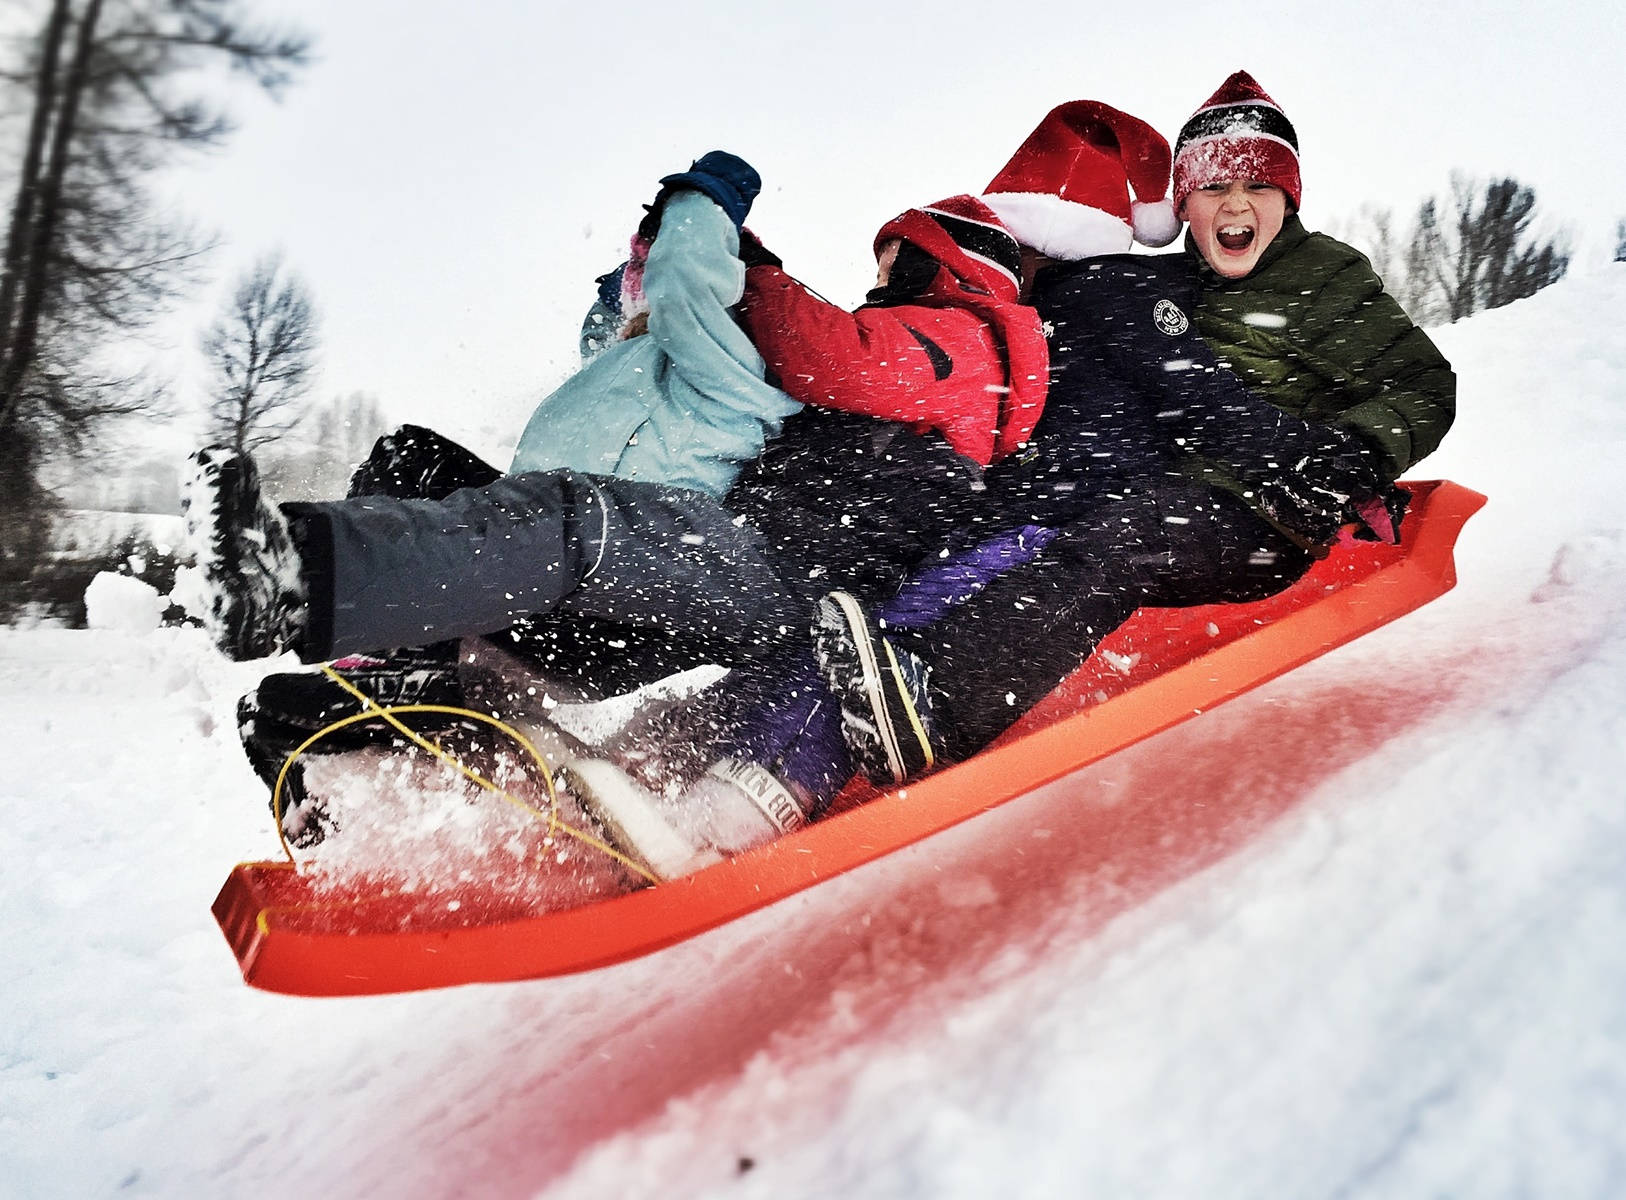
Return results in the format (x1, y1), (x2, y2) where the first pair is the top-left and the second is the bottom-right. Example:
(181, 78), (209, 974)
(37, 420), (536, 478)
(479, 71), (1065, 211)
(738, 265), (1027, 467)
(1322, 278), (1456, 480)
(1229, 235), (1457, 480)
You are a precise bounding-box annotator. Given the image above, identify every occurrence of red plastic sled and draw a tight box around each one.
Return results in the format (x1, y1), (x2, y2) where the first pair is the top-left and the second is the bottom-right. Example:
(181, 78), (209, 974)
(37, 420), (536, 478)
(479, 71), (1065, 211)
(214, 480), (1484, 996)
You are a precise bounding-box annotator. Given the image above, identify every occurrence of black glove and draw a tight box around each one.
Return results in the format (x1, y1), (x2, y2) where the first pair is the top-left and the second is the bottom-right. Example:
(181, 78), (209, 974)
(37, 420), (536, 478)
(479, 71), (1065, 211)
(737, 227), (782, 270)
(1254, 477), (1351, 543)
(348, 424), (501, 501)
(1250, 426), (1384, 543)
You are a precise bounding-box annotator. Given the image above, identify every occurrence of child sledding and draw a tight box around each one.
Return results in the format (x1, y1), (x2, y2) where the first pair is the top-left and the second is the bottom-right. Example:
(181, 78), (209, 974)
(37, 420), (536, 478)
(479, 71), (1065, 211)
(190, 73), (1454, 889)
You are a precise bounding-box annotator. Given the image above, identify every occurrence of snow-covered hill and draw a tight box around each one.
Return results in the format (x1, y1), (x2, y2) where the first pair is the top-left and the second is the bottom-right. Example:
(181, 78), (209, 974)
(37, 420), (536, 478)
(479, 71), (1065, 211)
(4, 268), (1625, 1198)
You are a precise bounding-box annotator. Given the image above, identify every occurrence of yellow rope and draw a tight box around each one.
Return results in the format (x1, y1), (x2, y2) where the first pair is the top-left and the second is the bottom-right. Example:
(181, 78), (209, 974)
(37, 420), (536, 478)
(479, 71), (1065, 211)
(267, 664), (659, 885)
(317, 666), (559, 828)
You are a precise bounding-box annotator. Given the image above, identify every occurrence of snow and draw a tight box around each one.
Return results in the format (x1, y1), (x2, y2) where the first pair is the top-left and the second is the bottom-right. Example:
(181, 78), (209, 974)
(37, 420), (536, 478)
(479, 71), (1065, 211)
(5, 266), (1626, 1197)
(83, 572), (166, 634)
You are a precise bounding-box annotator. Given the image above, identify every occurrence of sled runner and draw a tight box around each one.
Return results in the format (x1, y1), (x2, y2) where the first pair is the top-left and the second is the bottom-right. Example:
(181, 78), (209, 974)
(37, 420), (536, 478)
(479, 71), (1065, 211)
(213, 479), (1484, 996)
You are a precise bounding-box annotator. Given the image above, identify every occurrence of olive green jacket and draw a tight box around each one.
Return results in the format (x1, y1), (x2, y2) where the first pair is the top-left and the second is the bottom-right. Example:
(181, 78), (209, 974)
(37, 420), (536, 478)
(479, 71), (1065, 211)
(1187, 215), (1456, 502)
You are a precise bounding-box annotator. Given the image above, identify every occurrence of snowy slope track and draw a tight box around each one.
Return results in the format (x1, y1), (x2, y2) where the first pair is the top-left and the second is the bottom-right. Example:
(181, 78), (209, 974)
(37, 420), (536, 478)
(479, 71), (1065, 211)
(5, 270), (1626, 1197)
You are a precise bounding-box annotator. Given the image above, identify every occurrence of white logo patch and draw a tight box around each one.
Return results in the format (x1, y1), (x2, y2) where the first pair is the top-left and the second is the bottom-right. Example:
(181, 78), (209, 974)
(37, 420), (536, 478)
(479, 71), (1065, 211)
(1153, 298), (1189, 336)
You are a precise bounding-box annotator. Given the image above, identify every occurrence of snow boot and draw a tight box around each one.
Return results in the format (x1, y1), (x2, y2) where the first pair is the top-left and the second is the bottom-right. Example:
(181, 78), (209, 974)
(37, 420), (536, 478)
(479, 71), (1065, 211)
(238, 646), (474, 843)
(182, 446), (308, 661)
(812, 590), (937, 786)
(273, 759), (335, 849)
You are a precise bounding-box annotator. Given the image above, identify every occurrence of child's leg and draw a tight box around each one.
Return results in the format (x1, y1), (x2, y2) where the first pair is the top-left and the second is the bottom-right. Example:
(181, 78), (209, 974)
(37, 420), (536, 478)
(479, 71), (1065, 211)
(282, 469), (803, 662)
(237, 645), (474, 845)
(905, 485), (1314, 760)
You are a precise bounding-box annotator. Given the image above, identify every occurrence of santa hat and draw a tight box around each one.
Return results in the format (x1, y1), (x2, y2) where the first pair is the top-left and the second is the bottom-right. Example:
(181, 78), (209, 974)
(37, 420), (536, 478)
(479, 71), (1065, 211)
(1172, 70), (1302, 215)
(873, 194), (1025, 300)
(982, 100), (1178, 261)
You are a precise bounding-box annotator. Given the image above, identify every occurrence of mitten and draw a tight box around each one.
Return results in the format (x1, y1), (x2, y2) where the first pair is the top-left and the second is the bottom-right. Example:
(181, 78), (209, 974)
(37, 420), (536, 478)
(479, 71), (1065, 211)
(639, 150), (762, 238)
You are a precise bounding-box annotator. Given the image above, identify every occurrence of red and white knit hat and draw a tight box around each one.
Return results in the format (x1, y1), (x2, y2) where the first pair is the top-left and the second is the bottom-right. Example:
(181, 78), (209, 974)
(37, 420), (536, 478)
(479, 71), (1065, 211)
(982, 100), (1178, 261)
(873, 194), (1024, 300)
(1172, 70), (1302, 215)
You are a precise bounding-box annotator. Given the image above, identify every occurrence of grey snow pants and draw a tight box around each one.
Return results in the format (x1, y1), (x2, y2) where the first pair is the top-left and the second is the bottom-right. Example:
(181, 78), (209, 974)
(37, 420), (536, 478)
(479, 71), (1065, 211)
(285, 470), (805, 664)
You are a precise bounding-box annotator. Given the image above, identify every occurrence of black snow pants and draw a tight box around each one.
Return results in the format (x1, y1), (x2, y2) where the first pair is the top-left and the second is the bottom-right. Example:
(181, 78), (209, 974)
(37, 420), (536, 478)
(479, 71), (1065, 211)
(239, 424), (790, 802)
(898, 479), (1316, 761)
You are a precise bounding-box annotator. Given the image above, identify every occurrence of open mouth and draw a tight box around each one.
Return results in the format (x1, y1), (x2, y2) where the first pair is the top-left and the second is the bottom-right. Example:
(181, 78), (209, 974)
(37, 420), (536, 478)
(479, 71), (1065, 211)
(1216, 225), (1255, 252)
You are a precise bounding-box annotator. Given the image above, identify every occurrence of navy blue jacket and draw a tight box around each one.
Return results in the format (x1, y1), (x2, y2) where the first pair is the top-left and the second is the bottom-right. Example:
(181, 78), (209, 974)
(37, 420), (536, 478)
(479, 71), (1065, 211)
(989, 253), (1363, 528)
(988, 255), (1184, 522)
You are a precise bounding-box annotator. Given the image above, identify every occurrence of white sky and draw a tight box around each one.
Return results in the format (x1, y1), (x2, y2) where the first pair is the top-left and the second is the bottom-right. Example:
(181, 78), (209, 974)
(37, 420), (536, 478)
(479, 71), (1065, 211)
(138, 0), (1625, 447)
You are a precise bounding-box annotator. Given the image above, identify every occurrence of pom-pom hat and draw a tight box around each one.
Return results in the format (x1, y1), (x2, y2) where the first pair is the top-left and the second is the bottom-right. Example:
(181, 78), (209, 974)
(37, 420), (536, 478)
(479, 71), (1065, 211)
(982, 100), (1179, 261)
(1172, 70), (1302, 215)
(873, 194), (1024, 300)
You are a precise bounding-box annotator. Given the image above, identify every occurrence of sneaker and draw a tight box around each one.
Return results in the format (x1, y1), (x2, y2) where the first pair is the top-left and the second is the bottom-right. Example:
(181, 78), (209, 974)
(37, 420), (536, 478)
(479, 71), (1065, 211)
(812, 590), (937, 785)
(182, 446), (308, 660)
(563, 754), (809, 881)
(690, 757), (807, 851)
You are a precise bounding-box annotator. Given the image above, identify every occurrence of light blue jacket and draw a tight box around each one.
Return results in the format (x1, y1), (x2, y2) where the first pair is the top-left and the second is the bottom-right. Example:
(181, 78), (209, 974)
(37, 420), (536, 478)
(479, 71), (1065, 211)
(510, 190), (801, 496)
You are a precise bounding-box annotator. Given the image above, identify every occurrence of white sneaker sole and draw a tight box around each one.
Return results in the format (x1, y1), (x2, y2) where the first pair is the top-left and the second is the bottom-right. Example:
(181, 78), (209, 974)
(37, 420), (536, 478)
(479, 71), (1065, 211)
(563, 758), (722, 883)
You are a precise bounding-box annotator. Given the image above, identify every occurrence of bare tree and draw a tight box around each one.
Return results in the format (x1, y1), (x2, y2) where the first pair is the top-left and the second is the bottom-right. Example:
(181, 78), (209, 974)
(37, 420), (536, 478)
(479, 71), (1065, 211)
(1338, 203), (1398, 282)
(310, 389), (388, 470)
(1340, 176), (1572, 327)
(1394, 198), (1440, 324)
(1338, 201), (1433, 325)
(1615, 219), (1626, 264)
(0, 0), (310, 571)
(200, 251), (318, 452)
(262, 390), (389, 501)
(1406, 173), (1570, 323)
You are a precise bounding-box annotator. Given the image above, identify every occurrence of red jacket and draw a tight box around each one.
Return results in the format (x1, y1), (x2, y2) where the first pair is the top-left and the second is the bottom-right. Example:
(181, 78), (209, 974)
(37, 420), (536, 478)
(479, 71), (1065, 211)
(737, 202), (1050, 467)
